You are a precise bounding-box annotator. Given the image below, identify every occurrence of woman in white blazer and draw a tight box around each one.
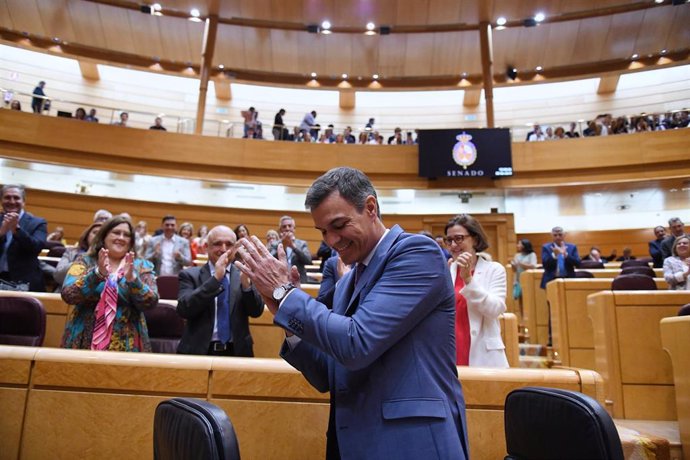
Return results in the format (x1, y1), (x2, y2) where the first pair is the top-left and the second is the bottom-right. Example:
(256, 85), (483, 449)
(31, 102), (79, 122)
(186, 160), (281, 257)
(445, 214), (509, 368)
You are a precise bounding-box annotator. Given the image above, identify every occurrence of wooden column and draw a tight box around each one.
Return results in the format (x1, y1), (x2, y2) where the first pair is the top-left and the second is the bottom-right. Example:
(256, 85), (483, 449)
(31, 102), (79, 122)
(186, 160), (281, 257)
(195, 14), (219, 135)
(479, 21), (495, 128)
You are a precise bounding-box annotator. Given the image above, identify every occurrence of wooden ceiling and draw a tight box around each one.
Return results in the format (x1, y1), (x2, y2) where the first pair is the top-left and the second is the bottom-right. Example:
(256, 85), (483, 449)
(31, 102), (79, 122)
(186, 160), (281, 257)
(0, 0), (689, 89)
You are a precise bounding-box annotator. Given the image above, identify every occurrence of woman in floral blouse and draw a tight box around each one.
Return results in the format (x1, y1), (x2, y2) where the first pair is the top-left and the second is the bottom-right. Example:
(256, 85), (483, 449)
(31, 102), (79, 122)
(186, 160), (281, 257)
(61, 216), (158, 351)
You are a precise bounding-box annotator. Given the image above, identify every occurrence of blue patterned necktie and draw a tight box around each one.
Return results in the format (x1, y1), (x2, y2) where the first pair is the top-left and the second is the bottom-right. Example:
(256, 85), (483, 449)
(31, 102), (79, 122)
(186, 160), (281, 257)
(217, 274), (232, 343)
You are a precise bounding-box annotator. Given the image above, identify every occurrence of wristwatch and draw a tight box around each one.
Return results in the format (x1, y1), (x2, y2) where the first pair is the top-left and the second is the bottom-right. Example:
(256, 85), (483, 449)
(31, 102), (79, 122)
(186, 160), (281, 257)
(272, 283), (295, 301)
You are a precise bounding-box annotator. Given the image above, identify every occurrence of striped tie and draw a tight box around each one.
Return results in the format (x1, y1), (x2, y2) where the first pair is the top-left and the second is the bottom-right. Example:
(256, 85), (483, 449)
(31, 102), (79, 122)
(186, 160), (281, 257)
(91, 273), (119, 351)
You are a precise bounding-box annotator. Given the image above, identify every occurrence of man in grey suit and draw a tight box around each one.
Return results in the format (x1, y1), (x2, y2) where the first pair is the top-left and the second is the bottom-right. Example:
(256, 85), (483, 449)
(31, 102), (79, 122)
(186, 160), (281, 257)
(145, 215), (191, 276)
(236, 167), (468, 460)
(176, 226), (264, 356)
(660, 217), (687, 260)
(269, 215), (312, 284)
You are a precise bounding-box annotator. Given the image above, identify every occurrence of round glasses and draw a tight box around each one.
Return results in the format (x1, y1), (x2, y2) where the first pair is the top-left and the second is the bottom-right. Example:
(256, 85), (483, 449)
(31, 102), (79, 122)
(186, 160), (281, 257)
(444, 234), (470, 245)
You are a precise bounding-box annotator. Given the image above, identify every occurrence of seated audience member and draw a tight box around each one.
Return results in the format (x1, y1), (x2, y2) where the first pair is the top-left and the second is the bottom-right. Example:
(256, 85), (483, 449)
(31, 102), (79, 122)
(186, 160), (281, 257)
(583, 120), (600, 137)
(234, 224), (250, 240)
(526, 123), (545, 141)
(564, 122), (580, 138)
(316, 253), (347, 306)
(54, 222), (102, 288)
(112, 112), (128, 127)
(61, 216), (158, 351)
(265, 229), (279, 247)
(176, 225), (264, 356)
(146, 215), (191, 276)
(544, 126), (554, 140)
(178, 222), (196, 263)
(10, 100), (21, 111)
(0, 184), (47, 291)
(616, 247), (636, 262)
(445, 214), (508, 367)
(343, 126), (356, 144)
(85, 108), (99, 122)
(358, 131), (368, 144)
(74, 107), (87, 120)
(649, 225), (667, 268)
(93, 209), (113, 223)
(192, 225), (208, 256)
(540, 226), (581, 288)
(269, 215), (312, 284)
(662, 236), (690, 291)
(134, 220), (151, 259)
(405, 131), (415, 144)
(553, 126), (566, 139)
(583, 247), (607, 263)
(661, 217), (687, 259)
(388, 127), (403, 145)
(47, 226), (67, 245)
(334, 133), (345, 143)
(149, 116), (166, 131)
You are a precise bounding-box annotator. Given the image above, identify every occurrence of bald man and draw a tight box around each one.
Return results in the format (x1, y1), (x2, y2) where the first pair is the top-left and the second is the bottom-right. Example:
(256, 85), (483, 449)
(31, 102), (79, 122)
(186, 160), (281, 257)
(176, 226), (264, 356)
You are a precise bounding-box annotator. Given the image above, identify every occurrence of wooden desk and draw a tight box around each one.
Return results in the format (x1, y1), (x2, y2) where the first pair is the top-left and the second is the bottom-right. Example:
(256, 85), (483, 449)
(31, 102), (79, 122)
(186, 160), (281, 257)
(547, 278), (667, 370)
(0, 345), (604, 460)
(589, 291), (690, 420)
(660, 315), (690, 460)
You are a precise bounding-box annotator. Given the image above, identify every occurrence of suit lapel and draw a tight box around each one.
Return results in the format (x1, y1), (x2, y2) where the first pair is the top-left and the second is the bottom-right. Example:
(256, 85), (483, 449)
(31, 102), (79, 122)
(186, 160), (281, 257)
(344, 225), (403, 316)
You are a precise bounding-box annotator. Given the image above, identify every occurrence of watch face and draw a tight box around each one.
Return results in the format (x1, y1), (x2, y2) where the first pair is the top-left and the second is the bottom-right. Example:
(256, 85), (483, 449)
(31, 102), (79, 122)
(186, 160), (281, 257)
(272, 285), (286, 300)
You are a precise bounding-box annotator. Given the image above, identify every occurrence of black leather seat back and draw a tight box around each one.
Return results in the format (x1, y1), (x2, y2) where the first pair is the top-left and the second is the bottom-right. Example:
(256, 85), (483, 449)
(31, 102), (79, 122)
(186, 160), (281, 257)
(505, 387), (623, 460)
(154, 398), (240, 460)
(0, 295), (46, 346)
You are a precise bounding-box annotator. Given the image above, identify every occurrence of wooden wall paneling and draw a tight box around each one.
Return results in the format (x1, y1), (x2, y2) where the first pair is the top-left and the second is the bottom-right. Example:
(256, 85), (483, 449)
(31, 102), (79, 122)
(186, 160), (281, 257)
(542, 21), (580, 69)
(270, 28), (300, 74)
(395, 0), (431, 26)
(126, 10), (165, 60)
(571, 16), (611, 64)
(667, 6), (690, 52)
(350, 34), (378, 78)
(186, 20), (206, 64)
(297, 31), (327, 77)
(37, 0), (76, 44)
(431, 31), (462, 77)
(429, 0), (463, 24)
(324, 33), (352, 78)
(601, 11), (644, 63)
(158, 15), (195, 63)
(457, 29), (481, 76)
(403, 32), (435, 77)
(660, 316), (690, 460)
(66, 0), (106, 48)
(96, 3), (136, 54)
(4, 0), (43, 35)
(377, 33), (406, 77)
(243, 25), (273, 72)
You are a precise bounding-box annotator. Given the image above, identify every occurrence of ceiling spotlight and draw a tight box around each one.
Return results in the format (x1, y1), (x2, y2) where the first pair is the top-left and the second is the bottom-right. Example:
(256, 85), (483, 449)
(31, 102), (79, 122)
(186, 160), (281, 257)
(152, 3), (162, 11)
(461, 72), (468, 78)
(52, 37), (61, 43)
(190, 8), (200, 17)
(372, 74), (379, 79)
(341, 73), (348, 79)
(506, 66), (518, 80)
(218, 64), (224, 69)
(496, 17), (507, 26)
(631, 53), (639, 60)
(310, 72), (317, 78)
(661, 49), (668, 54)
(654, 0), (663, 2)
(321, 20), (332, 34)
(534, 12), (545, 22)
(535, 65), (543, 72)
(365, 22), (376, 35)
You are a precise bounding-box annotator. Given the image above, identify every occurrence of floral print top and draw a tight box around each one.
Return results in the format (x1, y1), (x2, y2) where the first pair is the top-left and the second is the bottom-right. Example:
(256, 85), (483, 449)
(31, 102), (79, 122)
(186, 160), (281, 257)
(60, 254), (159, 352)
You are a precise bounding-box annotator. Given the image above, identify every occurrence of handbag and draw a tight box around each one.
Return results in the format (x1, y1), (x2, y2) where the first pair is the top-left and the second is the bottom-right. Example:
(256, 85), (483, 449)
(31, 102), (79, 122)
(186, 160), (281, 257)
(512, 282), (522, 300)
(0, 279), (30, 292)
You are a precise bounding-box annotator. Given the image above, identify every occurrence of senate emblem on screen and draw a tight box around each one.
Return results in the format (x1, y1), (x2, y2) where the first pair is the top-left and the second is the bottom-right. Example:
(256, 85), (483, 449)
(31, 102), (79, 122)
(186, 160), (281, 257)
(452, 132), (478, 170)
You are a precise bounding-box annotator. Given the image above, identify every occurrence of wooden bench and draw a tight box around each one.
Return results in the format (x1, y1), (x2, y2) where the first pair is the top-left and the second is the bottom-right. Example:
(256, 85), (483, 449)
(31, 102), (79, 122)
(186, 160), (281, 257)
(522, 268), (663, 345)
(547, 278), (667, 370)
(0, 345), (604, 460)
(660, 315), (690, 460)
(588, 291), (690, 420)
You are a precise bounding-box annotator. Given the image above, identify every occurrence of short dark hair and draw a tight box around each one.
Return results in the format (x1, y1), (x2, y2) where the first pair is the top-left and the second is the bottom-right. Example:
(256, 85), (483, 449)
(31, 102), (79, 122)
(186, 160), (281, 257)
(78, 222), (103, 252)
(519, 238), (534, 255)
(669, 217), (683, 226)
(1, 184), (26, 200)
(444, 214), (489, 252)
(161, 215), (176, 223)
(87, 216), (134, 257)
(305, 167), (381, 218)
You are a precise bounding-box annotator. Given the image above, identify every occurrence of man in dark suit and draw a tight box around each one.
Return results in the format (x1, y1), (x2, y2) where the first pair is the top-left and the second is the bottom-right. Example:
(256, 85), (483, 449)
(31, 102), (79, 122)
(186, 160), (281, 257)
(540, 226), (581, 289)
(269, 215), (312, 284)
(0, 184), (47, 291)
(649, 225), (667, 268)
(660, 217), (687, 260)
(176, 225), (264, 356)
(236, 167), (469, 460)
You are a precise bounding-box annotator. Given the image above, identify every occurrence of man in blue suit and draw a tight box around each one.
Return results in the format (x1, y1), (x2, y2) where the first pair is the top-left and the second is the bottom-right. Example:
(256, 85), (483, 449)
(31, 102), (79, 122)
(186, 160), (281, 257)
(540, 226), (581, 289)
(236, 167), (468, 460)
(0, 184), (47, 291)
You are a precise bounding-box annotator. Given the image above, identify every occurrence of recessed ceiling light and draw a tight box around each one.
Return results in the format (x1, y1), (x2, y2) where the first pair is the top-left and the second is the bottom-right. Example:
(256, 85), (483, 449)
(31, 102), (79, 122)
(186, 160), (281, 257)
(631, 53), (639, 60)
(310, 72), (317, 78)
(341, 73), (348, 79)
(654, 0), (664, 3)
(534, 12), (545, 22)
(661, 49), (668, 54)
(372, 74), (379, 79)
(321, 20), (331, 30)
(190, 8), (200, 17)
(218, 64), (224, 69)
(152, 3), (162, 11)
(535, 66), (543, 72)
(461, 72), (468, 78)
(496, 17), (507, 26)
(366, 22), (375, 30)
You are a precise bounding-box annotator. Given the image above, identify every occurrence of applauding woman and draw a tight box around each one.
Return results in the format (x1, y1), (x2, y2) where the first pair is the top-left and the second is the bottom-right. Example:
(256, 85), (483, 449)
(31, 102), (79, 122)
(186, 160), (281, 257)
(61, 216), (159, 351)
(445, 214), (508, 368)
(663, 235), (690, 291)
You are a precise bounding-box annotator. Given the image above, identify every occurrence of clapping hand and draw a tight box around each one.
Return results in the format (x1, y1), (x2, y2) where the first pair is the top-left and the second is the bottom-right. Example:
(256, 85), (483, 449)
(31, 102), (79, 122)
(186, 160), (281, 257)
(455, 252), (474, 284)
(0, 212), (19, 236)
(235, 236), (290, 315)
(97, 248), (111, 278)
(123, 252), (136, 282)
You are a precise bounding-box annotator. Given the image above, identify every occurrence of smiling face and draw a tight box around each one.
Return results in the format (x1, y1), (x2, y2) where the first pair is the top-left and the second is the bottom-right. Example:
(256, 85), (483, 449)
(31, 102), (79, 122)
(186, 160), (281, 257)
(654, 226), (666, 239)
(2, 187), (24, 214)
(445, 224), (475, 259)
(311, 191), (382, 266)
(162, 218), (176, 238)
(204, 227), (236, 266)
(670, 220), (685, 237)
(673, 237), (690, 258)
(104, 223), (133, 259)
(551, 228), (565, 245)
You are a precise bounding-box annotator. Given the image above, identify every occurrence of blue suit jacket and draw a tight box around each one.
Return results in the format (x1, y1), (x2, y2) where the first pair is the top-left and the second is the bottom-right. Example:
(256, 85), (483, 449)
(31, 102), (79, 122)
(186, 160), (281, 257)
(540, 242), (581, 288)
(276, 225), (469, 460)
(0, 211), (47, 291)
(316, 255), (339, 306)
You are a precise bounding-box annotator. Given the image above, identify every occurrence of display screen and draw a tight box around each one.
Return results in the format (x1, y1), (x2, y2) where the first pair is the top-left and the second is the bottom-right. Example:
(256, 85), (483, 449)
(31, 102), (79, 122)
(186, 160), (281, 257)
(418, 128), (513, 179)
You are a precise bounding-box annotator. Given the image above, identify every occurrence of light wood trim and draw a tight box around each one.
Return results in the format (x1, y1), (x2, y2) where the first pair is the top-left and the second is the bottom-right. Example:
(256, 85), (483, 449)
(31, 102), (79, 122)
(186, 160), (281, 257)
(660, 316), (690, 460)
(500, 312), (520, 368)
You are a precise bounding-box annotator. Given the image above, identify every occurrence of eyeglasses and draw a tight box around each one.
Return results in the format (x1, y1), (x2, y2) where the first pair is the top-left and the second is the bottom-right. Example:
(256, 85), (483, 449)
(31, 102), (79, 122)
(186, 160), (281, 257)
(444, 234), (470, 245)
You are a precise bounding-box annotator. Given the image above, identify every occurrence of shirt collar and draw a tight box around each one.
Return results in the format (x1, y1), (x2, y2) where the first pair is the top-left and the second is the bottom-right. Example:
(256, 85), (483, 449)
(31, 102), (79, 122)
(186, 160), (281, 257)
(360, 228), (389, 267)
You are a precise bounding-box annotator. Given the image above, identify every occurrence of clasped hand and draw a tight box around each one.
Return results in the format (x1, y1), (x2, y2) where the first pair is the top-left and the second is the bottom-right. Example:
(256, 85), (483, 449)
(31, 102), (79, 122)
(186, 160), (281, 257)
(235, 236), (300, 315)
(97, 248), (136, 282)
(0, 212), (19, 236)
